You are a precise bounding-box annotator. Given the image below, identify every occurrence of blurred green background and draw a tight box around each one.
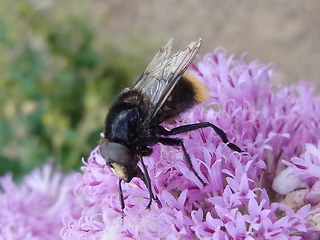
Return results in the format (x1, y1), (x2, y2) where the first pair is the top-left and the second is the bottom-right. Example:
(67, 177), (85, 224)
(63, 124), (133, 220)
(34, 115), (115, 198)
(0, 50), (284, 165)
(0, 1), (155, 178)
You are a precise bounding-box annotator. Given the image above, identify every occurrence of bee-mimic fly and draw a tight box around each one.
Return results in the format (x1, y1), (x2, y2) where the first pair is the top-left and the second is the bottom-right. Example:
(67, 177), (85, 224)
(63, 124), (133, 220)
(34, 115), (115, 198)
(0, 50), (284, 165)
(100, 39), (242, 211)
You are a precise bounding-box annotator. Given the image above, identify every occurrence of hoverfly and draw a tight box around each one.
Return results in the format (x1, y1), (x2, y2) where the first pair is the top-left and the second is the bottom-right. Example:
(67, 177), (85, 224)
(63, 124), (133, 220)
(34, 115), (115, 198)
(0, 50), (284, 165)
(100, 39), (241, 211)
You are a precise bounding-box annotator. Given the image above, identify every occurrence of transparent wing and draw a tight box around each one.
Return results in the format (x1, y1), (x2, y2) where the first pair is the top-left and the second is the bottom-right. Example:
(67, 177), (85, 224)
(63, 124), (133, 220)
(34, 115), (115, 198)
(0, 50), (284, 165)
(132, 39), (202, 122)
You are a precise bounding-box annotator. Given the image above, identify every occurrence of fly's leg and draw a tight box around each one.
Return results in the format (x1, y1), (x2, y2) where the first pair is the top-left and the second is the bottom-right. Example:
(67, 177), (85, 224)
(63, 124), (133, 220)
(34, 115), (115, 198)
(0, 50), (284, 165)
(139, 157), (156, 209)
(159, 137), (207, 186)
(158, 122), (242, 152)
(118, 178), (126, 222)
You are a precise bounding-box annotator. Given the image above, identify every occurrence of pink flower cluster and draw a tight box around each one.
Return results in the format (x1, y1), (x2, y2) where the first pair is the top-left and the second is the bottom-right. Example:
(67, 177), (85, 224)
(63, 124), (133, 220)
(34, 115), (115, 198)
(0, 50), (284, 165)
(61, 49), (320, 239)
(2, 48), (320, 239)
(0, 164), (81, 239)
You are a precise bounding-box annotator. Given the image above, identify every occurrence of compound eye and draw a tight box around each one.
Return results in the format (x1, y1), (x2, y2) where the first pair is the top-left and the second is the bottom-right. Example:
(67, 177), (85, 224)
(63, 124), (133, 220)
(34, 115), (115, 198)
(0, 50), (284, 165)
(100, 142), (134, 166)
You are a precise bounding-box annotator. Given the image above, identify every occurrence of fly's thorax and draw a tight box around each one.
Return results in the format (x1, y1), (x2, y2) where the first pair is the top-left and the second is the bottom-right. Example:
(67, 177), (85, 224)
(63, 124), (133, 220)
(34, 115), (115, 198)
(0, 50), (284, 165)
(104, 105), (142, 145)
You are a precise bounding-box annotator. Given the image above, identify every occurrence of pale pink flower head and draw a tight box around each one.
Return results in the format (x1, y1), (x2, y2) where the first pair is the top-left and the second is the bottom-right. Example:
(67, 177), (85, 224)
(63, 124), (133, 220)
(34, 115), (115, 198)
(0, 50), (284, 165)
(0, 164), (81, 239)
(62, 48), (320, 239)
(3, 47), (320, 239)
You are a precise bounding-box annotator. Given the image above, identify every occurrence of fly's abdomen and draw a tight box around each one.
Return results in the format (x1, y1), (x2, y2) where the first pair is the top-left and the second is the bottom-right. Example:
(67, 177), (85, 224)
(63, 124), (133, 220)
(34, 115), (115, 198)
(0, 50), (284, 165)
(155, 74), (208, 123)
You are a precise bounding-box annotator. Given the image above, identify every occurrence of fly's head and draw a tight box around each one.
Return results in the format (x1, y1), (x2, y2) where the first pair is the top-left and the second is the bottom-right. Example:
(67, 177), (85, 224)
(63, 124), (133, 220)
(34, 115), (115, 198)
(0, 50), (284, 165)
(100, 142), (141, 183)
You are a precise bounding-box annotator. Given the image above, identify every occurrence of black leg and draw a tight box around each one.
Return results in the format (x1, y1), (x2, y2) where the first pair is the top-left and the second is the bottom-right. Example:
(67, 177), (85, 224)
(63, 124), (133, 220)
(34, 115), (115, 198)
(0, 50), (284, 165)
(119, 178), (125, 212)
(139, 157), (156, 209)
(159, 137), (207, 186)
(118, 164), (157, 211)
(158, 122), (242, 152)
